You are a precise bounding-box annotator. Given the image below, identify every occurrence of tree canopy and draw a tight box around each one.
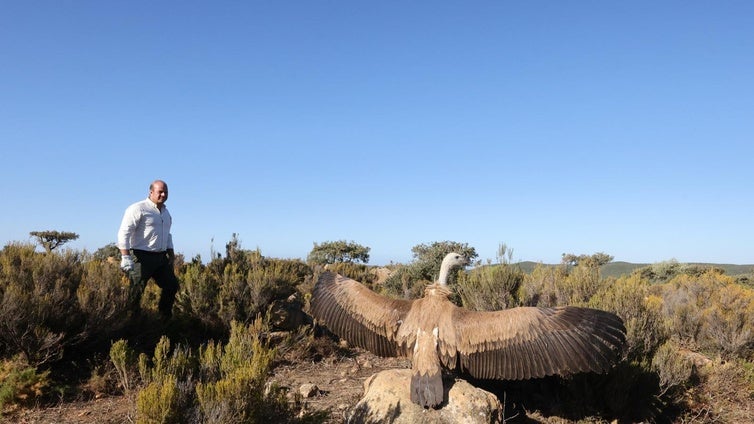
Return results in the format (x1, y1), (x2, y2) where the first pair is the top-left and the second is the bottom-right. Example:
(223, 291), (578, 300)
(561, 252), (614, 267)
(411, 240), (478, 277)
(307, 240), (370, 265)
(29, 230), (79, 253)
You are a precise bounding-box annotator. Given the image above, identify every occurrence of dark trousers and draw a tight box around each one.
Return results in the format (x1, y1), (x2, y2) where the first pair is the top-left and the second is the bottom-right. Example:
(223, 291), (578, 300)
(127, 250), (179, 318)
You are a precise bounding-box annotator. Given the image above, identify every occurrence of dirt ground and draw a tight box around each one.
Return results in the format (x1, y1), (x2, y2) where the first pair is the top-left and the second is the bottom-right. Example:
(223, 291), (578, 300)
(270, 351), (412, 423)
(3, 396), (136, 424)
(1, 350), (410, 424)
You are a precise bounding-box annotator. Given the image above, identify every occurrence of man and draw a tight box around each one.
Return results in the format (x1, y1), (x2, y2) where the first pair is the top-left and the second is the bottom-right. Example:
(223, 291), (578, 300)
(117, 179), (179, 318)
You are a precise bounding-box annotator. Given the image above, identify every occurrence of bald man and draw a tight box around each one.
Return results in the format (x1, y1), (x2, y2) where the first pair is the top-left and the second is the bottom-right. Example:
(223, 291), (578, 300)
(117, 180), (179, 318)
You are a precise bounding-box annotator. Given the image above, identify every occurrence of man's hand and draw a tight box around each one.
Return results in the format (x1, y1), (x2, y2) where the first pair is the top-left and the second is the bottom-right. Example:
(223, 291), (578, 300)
(120, 255), (134, 272)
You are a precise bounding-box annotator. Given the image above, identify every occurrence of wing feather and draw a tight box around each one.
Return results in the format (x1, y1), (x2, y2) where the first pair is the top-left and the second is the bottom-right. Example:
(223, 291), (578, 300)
(310, 271), (413, 357)
(450, 305), (625, 380)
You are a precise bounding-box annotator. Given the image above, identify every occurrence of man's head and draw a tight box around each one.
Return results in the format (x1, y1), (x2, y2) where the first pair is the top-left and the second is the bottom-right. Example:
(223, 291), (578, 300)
(149, 180), (169, 207)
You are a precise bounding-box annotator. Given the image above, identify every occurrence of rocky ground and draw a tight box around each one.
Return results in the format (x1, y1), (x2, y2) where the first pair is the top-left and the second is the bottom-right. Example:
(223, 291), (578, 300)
(270, 351), (412, 423)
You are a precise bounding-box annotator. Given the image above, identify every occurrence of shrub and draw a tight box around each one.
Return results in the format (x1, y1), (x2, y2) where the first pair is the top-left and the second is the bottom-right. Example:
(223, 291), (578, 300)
(590, 274), (668, 363)
(132, 317), (320, 423)
(457, 262), (524, 311)
(678, 359), (754, 423)
(661, 270), (754, 358)
(382, 241), (478, 300)
(0, 355), (50, 410)
(136, 374), (182, 424)
(174, 261), (223, 329)
(0, 243), (84, 367)
(651, 341), (696, 401)
(701, 282), (754, 358)
(136, 337), (196, 424)
(217, 257), (309, 326)
(77, 258), (131, 344)
(110, 339), (137, 393)
(518, 263), (564, 307)
(558, 261), (604, 306)
(177, 241), (311, 329)
(195, 319), (284, 422)
(380, 265), (429, 299)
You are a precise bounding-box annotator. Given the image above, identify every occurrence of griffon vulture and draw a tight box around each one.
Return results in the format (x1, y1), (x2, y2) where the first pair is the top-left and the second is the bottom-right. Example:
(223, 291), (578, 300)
(310, 252), (626, 408)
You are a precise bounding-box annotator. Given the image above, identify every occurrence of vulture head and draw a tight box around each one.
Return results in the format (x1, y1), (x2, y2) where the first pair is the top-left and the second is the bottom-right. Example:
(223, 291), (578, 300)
(310, 251), (626, 409)
(436, 252), (468, 286)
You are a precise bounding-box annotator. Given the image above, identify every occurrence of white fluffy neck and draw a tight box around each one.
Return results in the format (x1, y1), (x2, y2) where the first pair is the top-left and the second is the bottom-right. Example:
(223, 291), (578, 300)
(437, 258), (453, 286)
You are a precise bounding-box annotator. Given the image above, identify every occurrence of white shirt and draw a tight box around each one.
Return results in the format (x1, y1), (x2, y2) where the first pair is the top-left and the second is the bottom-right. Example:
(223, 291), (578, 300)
(117, 198), (174, 252)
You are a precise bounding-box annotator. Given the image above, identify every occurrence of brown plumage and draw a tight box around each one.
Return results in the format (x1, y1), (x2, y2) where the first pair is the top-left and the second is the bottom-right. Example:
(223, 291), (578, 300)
(310, 252), (626, 408)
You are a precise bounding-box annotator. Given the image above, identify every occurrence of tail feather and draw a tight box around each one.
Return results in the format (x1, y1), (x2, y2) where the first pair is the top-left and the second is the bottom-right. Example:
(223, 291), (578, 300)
(410, 371), (443, 408)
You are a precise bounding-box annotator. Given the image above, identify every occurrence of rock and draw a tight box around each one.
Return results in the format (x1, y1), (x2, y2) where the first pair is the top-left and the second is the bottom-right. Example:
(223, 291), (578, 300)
(347, 369), (502, 424)
(299, 383), (320, 398)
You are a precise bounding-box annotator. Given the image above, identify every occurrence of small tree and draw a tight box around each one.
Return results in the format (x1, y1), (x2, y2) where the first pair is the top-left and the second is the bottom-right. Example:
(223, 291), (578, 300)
(410, 241), (478, 280)
(29, 230), (79, 253)
(307, 240), (370, 265)
(382, 241), (478, 299)
(561, 252), (614, 267)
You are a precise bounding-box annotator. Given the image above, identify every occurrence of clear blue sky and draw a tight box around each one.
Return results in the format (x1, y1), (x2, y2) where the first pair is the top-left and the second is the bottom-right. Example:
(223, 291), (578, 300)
(2, 2), (752, 265)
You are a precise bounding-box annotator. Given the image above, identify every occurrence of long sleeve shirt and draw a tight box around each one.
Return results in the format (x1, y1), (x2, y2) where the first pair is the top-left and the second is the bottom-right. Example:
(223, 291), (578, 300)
(117, 198), (174, 252)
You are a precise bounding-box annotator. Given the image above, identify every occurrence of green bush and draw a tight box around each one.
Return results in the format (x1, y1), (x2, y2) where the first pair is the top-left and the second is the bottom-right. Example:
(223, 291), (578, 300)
(380, 265), (430, 299)
(132, 318), (321, 423)
(590, 274), (668, 363)
(457, 262), (524, 311)
(136, 374), (182, 424)
(702, 282), (754, 358)
(660, 271), (754, 358)
(77, 258), (131, 343)
(176, 241), (310, 329)
(110, 339), (137, 393)
(651, 340), (696, 401)
(0, 355), (50, 410)
(382, 241), (478, 300)
(217, 257), (309, 326)
(195, 319), (284, 422)
(518, 263), (564, 307)
(0, 243), (83, 367)
(136, 336), (196, 424)
(174, 261), (223, 329)
(559, 262), (604, 306)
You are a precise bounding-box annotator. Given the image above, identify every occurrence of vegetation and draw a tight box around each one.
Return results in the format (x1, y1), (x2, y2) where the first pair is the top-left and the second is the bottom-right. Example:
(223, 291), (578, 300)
(382, 240), (478, 299)
(29, 230), (79, 253)
(1, 235), (753, 423)
(306, 240), (370, 265)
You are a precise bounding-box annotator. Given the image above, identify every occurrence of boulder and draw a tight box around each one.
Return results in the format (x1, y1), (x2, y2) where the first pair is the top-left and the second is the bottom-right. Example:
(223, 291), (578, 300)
(348, 369), (502, 424)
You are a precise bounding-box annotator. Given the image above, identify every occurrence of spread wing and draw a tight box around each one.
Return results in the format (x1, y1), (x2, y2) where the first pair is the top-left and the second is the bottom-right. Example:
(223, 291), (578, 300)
(310, 271), (414, 357)
(443, 306), (625, 380)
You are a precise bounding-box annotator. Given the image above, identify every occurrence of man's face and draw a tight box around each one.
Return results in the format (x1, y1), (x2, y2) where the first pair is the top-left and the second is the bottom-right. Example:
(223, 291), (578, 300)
(150, 182), (169, 205)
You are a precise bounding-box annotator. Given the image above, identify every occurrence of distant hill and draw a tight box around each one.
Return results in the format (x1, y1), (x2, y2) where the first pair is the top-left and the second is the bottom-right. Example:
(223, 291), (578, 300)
(513, 261), (754, 278)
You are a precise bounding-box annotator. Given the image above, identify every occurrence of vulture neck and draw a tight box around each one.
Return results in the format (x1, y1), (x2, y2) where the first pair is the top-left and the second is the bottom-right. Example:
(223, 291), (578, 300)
(427, 254), (461, 297)
(437, 258), (455, 287)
